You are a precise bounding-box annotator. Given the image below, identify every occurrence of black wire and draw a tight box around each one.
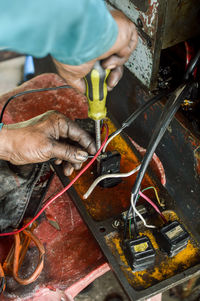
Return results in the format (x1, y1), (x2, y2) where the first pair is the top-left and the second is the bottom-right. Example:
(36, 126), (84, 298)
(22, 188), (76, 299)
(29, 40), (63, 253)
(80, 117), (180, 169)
(131, 84), (191, 227)
(108, 91), (169, 142)
(123, 207), (131, 239)
(0, 85), (71, 123)
(121, 91), (168, 130)
(184, 49), (200, 82)
(118, 92), (169, 240)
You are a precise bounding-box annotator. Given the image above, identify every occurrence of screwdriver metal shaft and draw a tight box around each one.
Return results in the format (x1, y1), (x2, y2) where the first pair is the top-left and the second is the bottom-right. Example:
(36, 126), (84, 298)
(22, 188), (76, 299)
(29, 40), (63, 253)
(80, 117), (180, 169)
(95, 120), (101, 150)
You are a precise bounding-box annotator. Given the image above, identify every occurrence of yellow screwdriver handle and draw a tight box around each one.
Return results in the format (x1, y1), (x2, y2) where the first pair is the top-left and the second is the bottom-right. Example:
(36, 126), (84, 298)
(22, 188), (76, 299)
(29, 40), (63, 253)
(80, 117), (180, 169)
(85, 61), (110, 120)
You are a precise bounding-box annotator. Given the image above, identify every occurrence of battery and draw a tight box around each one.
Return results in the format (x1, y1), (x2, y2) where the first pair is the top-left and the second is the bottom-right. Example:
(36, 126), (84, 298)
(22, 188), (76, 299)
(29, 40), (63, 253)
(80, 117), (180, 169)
(155, 220), (189, 257)
(124, 236), (156, 271)
(98, 151), (121, 188)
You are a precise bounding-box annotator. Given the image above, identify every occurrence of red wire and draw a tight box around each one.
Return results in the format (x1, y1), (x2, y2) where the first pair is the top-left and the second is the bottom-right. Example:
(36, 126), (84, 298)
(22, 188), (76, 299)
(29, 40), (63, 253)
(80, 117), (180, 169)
(185, 41), (192, 68)
(139, 191), (167, 223)
(185, 41), (197, 78)
(0, 123), (109, 237)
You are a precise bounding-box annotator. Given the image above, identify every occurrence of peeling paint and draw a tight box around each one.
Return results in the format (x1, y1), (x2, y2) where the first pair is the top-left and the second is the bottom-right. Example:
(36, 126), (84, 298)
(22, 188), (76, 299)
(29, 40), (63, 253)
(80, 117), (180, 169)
(194, 146), (200, 176)
(107, 0), (160, 88)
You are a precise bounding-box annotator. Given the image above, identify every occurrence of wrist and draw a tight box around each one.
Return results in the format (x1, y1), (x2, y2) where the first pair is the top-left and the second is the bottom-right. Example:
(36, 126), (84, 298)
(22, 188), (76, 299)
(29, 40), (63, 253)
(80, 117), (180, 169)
(0, 126), (12, 161)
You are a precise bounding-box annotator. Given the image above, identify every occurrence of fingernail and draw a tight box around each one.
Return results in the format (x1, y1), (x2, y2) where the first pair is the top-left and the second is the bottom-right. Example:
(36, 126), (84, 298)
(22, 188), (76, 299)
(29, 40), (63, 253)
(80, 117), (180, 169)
(90, 144), (97, 155)
(76, 151), (88, 161)
(69, 167), (74, 175)
(107, 65), (116, 70)
(65, 167), (74, 176)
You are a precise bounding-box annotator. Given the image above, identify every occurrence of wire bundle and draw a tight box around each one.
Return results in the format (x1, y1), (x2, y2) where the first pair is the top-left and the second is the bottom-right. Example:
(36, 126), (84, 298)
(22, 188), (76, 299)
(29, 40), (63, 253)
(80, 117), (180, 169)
(129, 84), (190, 234)
(103, 92), (168, 153)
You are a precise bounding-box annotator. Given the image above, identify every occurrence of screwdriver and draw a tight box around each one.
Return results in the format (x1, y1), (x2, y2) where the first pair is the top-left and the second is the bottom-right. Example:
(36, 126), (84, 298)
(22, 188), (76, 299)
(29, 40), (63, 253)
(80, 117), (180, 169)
(85, 61), (110, 150)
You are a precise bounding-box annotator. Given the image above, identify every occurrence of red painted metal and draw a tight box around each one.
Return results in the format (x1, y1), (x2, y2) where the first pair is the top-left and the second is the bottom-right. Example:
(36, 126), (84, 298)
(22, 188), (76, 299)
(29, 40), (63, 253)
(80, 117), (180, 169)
(0, 74), (163, 300)
(0, 74), (109, 300)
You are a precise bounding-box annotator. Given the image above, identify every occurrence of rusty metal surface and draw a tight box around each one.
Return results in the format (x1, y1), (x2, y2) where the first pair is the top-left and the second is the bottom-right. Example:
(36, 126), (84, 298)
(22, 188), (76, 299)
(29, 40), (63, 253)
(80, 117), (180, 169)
(107, 0), (200, 90)
(53, 111), (200, 300)
(1, 71), (200, 300)
(107, 0), (167, 89)
(106, 211), (200, 291)
(69, 120), (156, 222)
(107, 68), (200, 244)
(54, 119), (200, 300)
(59, 116), (200, 300)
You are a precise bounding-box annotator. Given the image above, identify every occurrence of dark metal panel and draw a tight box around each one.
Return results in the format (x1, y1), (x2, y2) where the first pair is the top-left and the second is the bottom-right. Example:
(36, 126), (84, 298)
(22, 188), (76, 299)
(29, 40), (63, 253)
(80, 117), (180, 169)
(129, 0), (149, 13)
(107, 0), (167, 89)
(163, 0), (200, 49)
(107, 68), (200, 242)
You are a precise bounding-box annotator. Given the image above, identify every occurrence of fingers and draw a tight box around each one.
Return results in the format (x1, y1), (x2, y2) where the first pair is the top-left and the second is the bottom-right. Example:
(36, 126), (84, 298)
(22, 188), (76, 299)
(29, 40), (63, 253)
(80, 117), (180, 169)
(106, 66), (124, 91)
(54, 159), (62, 165)
(63, 162), (74, 176)
(51, 141), (89, 164)
(58, 118), (96, 155)
(62, 162), (82, 176)
(64, 77), (86, 94)
(53, 58), (95, 94)
(102, 54), (126, 70)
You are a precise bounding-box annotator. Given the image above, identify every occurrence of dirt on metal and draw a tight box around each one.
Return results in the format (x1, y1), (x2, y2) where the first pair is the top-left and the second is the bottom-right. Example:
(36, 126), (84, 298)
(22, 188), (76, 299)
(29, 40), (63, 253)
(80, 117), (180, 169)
(105, 210), (200, 291)
(69, 119), (155, 221)
(70, 120), (200, 291)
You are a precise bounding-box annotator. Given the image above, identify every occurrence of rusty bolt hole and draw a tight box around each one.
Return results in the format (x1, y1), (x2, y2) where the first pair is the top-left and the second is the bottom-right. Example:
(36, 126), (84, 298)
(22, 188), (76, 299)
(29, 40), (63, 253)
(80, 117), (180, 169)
(99, 226), (106, 233)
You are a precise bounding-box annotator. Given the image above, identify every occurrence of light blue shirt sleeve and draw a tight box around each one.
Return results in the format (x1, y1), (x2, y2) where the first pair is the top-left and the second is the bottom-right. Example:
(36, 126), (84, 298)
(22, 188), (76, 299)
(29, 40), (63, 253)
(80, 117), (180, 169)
(0, 0), (118, 65)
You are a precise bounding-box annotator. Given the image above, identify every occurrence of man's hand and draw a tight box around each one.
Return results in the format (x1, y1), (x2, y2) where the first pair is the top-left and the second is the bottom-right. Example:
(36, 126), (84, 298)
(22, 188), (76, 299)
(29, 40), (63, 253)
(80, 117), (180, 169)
(53, 10), (137, 93)
(0, 111), (96, 176)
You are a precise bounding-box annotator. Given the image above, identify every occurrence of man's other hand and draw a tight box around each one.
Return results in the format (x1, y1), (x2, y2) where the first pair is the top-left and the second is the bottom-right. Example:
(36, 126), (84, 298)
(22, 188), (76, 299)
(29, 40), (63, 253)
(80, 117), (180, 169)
(53, 10), (137, 93)
(2, 111), (96, 176)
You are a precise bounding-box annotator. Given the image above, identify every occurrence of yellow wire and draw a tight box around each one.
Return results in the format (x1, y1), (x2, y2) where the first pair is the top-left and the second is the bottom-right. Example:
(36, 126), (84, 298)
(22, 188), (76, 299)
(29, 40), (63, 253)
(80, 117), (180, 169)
(142, 186), (163, 207)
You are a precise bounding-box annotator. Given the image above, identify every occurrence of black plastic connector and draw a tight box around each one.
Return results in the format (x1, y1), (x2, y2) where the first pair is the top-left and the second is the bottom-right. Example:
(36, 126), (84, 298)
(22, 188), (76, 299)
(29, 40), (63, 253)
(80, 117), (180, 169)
(155, 220), (189, 257)
(98, 151), (121, 188)
(124, 236), (155, 271)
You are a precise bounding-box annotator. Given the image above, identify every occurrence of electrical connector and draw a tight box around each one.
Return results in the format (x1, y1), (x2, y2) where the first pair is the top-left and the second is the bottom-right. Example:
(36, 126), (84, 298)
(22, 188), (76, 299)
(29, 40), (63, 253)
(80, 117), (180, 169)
(97, 151), (121, 188)
(124, 236), (155, 271)
(155, 220), (189, 257)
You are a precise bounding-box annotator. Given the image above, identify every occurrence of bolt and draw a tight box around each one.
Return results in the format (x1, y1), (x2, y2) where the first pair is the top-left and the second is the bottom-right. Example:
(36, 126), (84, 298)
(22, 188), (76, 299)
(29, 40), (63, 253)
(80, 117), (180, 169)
(137, 18), (143, 28)
(112, 219), (120, 229)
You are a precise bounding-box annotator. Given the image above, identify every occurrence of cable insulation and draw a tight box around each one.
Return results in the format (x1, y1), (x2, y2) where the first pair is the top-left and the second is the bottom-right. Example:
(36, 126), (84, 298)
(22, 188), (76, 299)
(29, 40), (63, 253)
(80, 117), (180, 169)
(139, 191), (167, 223)
(0, 85), (71, 122)
(130, 194), (156, 229)
(83, 164), (141, 199)
(103, 92), (168, 152)
(131, 84), (189, 205)
(141, 186), (163, 207)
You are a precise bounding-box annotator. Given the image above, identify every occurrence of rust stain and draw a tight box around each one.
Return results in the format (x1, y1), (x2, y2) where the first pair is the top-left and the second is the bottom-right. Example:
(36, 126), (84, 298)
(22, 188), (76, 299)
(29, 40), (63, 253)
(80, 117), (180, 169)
(194, 146), (200, 176)
(105, 211), (200, 291)
(69, 119), (200, 291)
(69, 119), (156, 221)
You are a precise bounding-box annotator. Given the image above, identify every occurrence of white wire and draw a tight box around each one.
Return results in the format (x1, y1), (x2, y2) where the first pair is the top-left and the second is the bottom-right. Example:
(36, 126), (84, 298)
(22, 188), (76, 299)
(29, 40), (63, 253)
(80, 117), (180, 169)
(83, 165), (141, 199)
(130, 194), (156, 229)
(102, 129), (122, 153)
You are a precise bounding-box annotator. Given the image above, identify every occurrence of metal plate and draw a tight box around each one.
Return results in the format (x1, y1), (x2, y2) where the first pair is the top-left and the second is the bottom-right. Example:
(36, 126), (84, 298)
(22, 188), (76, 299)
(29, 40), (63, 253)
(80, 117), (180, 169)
(53, 118), (200, 301)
